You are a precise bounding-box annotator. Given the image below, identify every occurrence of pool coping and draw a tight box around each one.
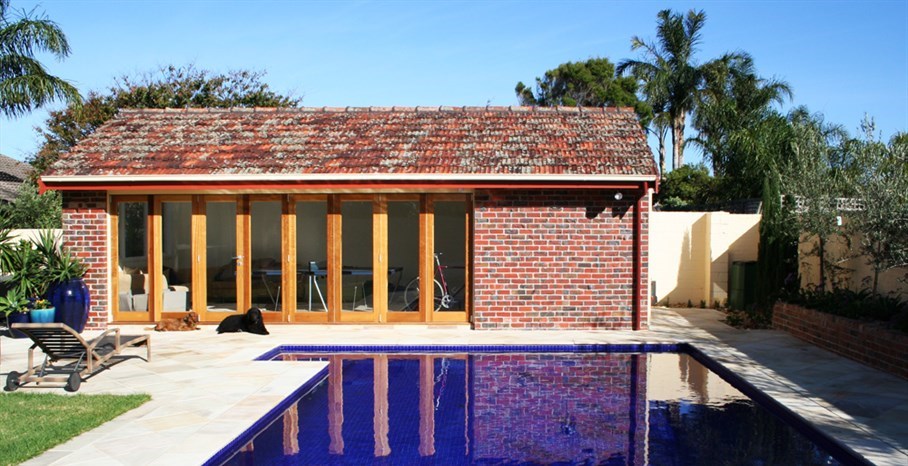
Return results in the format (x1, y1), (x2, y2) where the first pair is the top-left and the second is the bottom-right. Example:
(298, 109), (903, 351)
(8, 308), (904, 466)
(205, 343), (871, 466)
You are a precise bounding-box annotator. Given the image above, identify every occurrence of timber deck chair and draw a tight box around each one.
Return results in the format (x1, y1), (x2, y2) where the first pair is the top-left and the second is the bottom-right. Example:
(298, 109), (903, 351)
(5, 323), (151, 392)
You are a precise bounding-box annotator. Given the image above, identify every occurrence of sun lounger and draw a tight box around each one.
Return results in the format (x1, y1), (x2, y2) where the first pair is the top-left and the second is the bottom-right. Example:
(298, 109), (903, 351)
(4, 323), (151, 392)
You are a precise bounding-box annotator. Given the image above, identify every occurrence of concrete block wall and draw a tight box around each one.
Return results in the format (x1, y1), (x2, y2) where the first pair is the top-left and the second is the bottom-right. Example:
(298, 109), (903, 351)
(798, 221), (908, 296)
(61, 191), (109, 330)
(472, 189), (649, 330)
(649, 212), (760, 307)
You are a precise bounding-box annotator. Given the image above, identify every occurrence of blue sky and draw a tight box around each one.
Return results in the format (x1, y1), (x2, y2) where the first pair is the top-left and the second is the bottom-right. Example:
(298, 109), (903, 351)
(1, 0), (906, 168)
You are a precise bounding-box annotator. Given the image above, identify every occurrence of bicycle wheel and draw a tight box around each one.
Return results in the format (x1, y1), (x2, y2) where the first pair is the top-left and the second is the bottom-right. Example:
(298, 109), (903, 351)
(403, 278), (445, 311)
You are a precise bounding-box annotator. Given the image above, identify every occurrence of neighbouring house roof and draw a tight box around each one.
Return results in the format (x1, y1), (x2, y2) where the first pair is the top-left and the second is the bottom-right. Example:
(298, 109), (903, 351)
(42, 106), (658, 191)
(0, 153), (33, 203)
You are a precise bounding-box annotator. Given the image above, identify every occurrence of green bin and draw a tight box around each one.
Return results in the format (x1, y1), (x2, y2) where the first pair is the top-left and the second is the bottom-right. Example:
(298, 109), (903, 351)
(729, 261), (757, 310)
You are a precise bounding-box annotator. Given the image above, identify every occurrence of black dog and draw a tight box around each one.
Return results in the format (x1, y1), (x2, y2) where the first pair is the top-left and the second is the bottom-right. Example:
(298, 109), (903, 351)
(216, 307), (270, 335)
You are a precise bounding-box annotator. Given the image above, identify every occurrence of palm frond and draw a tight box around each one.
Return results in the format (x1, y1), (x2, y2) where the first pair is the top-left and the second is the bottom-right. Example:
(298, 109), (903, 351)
(0, 15), (70, 58)
(0, 70), (81, 118)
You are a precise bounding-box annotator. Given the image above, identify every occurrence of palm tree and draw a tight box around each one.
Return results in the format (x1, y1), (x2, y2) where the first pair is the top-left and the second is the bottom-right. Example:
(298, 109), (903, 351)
(691, 54), (793, 175)
(0, 0), (80, 118)
(618, 9), (741, 170)
(631, 63), (670, 177)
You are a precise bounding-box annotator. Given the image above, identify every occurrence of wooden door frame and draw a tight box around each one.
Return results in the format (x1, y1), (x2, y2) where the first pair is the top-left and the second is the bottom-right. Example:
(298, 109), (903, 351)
(247, 195), (284, 323)
(153, 195), (193, 321)
(198, 195), (243, 321)
(335, 195), (380, 323)
(289, 194), (330, 323)
(427, 194), (471, 323)
(385, 194), (423, 323)
(110, 195), (154, 322)
(110, 192), (472, 325)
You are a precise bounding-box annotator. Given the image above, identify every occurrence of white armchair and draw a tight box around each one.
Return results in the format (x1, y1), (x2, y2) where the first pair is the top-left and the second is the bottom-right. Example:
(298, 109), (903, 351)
(118, 267), (189, 312)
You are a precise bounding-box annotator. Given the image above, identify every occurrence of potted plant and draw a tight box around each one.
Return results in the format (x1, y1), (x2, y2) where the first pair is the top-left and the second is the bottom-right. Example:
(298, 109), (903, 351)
(0, 287), (32, 338)
(0, 230), (89, 332)
(0, 237), (47, 301)
(35, 231), (90, 332)
(29, 298), (56, 324)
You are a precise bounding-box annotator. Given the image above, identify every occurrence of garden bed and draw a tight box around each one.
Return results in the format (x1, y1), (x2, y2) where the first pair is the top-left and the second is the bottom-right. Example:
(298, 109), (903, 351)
(773, 302), (908, 379)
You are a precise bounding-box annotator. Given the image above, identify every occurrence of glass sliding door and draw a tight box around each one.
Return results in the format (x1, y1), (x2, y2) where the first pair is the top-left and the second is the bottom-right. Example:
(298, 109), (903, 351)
(339, 199), (376, 320)
(112, 198), (152, 321)
(158, 199), (192, 314)
(116, 193), (471, 324)
(250, 198), (282, 314)
(296, 198), (329, 314)
(205, 199), (239, 317)
(388, 198), (420, 314)
(432, 197), (469, 320)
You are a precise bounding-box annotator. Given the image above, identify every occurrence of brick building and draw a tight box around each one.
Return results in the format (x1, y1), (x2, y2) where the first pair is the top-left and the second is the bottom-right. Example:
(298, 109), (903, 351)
(40, 106), (658, 330)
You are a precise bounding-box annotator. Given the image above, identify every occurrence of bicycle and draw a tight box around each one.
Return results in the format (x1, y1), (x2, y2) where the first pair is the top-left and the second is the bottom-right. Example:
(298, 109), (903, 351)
(403, 253), (463, 311)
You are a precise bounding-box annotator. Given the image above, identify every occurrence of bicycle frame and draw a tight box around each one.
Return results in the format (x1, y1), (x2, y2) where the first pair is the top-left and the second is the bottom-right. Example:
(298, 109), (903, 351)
(433, 253), (450, 297)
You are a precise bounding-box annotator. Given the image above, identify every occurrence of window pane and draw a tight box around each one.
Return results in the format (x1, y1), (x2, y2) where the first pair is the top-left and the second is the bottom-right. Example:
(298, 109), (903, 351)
(434, 201), (466, 312)
(160, 201), (191, 312)
(206, 201), (237, 312)
(116, 202), (148, 312)
(342, 201), (372, 312)
(251, 201), (282, 312)
(296, 201), (329, 312)
(388, 200), (419, 311)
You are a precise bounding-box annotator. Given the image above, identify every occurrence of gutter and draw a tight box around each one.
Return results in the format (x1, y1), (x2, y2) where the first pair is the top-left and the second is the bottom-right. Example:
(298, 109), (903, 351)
(39, 173), (658, 193)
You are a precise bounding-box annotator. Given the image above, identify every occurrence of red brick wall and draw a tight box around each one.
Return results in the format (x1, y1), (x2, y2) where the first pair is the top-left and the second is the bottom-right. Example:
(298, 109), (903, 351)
(473, 189), (649, 330)
(61, 191), (108, 330)
(773, 302), (908, 379)
(471, 353), (647, 464)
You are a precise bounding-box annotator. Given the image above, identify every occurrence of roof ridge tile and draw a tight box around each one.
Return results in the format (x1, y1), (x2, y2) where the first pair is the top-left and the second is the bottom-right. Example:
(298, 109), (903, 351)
(116, 105), (638, 115)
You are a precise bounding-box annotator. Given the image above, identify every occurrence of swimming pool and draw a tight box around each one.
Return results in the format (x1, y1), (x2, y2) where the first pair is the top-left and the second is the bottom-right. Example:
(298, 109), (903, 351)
(207, 344), (866, 465)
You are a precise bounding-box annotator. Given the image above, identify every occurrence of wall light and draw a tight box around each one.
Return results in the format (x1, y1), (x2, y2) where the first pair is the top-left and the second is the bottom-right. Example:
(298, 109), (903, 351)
(614, 192), (623, 201)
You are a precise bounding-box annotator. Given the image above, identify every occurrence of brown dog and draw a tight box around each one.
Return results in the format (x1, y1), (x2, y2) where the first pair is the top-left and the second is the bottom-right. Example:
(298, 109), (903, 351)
(153, 311), (201, 332)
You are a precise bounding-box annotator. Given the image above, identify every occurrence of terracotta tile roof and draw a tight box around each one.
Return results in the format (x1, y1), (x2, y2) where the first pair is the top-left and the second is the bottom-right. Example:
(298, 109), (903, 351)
(44, 106), (657, 183)
(0, 154), (33, 203)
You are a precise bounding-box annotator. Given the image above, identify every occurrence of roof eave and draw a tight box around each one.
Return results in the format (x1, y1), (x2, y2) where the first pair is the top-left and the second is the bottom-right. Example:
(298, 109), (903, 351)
(39, 173), (658, 193)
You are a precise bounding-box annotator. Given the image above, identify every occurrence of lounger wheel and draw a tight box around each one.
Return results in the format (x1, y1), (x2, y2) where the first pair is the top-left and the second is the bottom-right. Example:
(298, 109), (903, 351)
(65, 373), (82, 392)
(5, 371), (21, 392)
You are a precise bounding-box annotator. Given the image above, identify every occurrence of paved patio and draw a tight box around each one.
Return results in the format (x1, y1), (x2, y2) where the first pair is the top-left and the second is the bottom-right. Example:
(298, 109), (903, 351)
(1, 307), (905, 466)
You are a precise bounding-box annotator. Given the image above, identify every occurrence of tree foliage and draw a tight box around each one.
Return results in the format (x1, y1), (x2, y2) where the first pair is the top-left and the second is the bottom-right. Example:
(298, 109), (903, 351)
(755, 172), (798, 310)
(709, 111), (794, 200)
(618, 9), (745, 170)
(655, 163), (717, 210)
(31, 64), (301, 176)
(847, 119), (908, 294)
(0, 0), (80, 117)
(690, 54), (792, 193)
(515, 57), (652, 126)
(780, 109), (850, 289)
(0, 182), (61, 229)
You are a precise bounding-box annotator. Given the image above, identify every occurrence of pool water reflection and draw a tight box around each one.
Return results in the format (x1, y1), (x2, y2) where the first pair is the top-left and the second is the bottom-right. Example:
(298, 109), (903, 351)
(221, 352), (842, 465)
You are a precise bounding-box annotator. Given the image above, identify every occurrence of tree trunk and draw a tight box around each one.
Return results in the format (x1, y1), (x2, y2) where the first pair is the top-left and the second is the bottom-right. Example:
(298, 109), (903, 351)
(658, 131), (667, 177)
(671, 113), (686, 170)
(818, 236), (826, 291)
(873, 268), (879, 295)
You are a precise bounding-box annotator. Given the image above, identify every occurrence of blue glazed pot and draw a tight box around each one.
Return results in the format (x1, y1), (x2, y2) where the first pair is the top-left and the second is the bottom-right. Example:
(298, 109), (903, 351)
(30, 307), (56, 324)
(49, 278), (91, 333)
(6, 311), (30, 338)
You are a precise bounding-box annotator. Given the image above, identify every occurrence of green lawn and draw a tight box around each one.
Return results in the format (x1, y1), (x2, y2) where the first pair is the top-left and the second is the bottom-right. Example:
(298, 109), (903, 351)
(0, 392), (151, 465)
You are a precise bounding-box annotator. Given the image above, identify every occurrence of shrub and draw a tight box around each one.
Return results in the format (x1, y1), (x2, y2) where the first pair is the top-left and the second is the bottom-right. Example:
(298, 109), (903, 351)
(786, 287), (908, 332)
